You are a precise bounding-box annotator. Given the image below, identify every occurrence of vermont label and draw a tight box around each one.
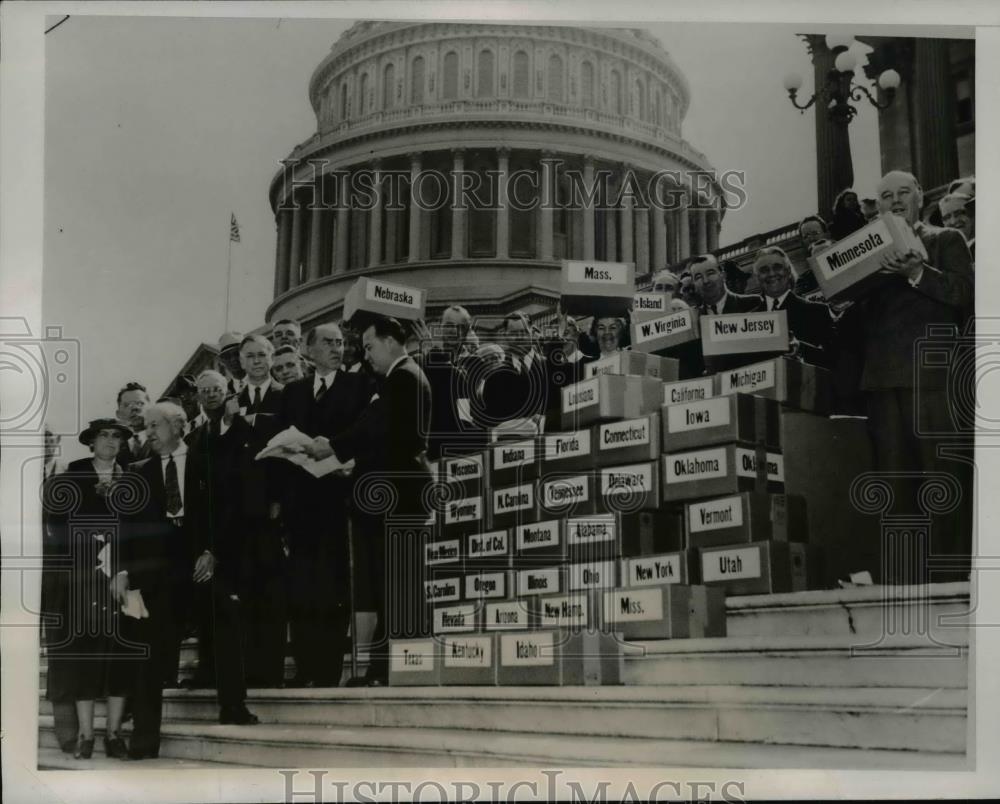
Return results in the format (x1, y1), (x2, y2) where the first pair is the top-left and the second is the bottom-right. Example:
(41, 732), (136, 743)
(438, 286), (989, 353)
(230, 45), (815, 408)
(600, 462), (654, 497)
(424, 577), (461, 603)
(424, 539), (461, 566)
(493, 484), (534, 515)
(485, 600), (530, 630)
(389, 640), (436, 673)
(622, 554), (683, 587)
(688, 495), (744, 533)
(467, 529), (509, 559)
(444, 454), (483, 483)
(543, 430), (592, 462)
(517, 567), (562, 596)
(500, 631), (555, 667)
(433, 604), (478, 633)
(541, 475), (590, 507)
(667, 397), (732, 434)
(664, 448), (728, 484)
(734, 449), (785, 483)
(443, 635), (492, 667)
(444, 496), (482, 526)
(663, 377), (715, 406)
(464, 571), (507, 600)
(568, 561), (617, 591)
(537, 594), (589, 628)
(515, 520), (561, 551)
(562, 377), (600, 413)
(719, 360), (776, 395)
(566, 514), (616, 546)
(493, 439), (535, 471)
(599, 417), (652, 451)
(702, 545), (763, 582)
(603, 588), (665, 623)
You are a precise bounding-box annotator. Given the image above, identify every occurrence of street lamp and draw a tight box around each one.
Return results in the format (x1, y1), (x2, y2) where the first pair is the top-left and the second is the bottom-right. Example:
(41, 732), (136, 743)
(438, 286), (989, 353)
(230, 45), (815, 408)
(783, 35), (900, 125)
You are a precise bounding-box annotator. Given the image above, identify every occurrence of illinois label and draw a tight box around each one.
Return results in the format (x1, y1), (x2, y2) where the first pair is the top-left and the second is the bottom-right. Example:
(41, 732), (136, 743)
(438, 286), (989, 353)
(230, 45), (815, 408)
(517, 567), (562, 596)
(537, 594), (589, 628)
(600, 463), (654, 497)
(444, 496), (482, 525)
(364, 279), (422, 310)
(465, 571), (507, 599)
(568, 561), (617, 591)
(434, 604), (477, 633)
(544, 430), (592, 462)
(445, 454), (483, 483)
(565, 260), (630, 284)
(486, 600), (530, 630)
(702, 545), (763, 582)
(599, 417), (652, 451)
(467, 529), (509, 559)
(688, 495), (744, 533)
(667, 397), (732, 433)
(515, 520), (561, 551)
(443, 635), (492, 667)
(493, 440), (535, 470)
(664, 448), (728, 484)
(493, 484), (534, 515)
(542, 475), (590, 507)
(562, 378), (600, 413)
(424, 540), (461, 565)
(719, 360), (776, 395)
(500, 631), (555, 667)
(622, 554), (683, 586)
(424, 577), (461, 603)
(389, 640), (436, 673)
(734, 449), (785, 483)
(603, 588), (665, 623)
(633, 309), (696, 345)
(663, 377), (715, 406)
(566, 514), (616, 546)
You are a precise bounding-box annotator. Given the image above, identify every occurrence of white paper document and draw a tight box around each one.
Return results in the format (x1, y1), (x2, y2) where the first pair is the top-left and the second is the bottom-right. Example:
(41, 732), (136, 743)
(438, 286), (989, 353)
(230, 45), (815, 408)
(255, 425), (355, 478)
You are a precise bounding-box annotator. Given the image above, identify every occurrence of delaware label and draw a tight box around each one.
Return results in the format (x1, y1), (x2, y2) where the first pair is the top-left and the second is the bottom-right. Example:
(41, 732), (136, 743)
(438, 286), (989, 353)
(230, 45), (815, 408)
(389, 641), (435, 673)
(601, 463), (654, 497)
(500, 631), (555, 667)
(702, 545), (763, 582)
(720, 361), (776, 395)
(688, 495), (744, 533)
(667, 397), (732, 433)
(664, 448), (728, 484)
(544, 430), (592, 462)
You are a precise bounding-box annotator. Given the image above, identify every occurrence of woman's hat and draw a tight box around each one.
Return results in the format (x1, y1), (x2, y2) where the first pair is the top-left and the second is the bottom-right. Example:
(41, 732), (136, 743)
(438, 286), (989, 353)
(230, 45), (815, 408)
(79, 418), (133, 447)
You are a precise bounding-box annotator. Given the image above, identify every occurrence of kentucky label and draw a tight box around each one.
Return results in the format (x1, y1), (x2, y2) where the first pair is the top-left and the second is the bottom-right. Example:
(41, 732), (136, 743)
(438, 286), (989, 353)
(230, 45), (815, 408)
(632, 293), (668, 315)
(493, 484), (534, 514)
(599, 417), (651, 450)
(468, 529), (509, 558)
(720, 360), (776, 395)
(702, 545), (763, 583)
(542, 475), (590, 507)
(566, 514), (616, 546)
(566, 260), (629, 284)
(537, 594), (589, 628)
(465, 572), (507, 599)
(544, 430), (592, 462)
(568, 561), (616, 591)
(623, 554), (682, 587)
(500, 631), (555, 667)
(486, 600), (529, 630)
(518, 567), (562, 596)
(443, 635), (492, 667)
(665, 447), (728, 484)
(445, 454), (483, 483)
(445, 496), (483, 525)
(364, 280), (421, 309)
(734, 449), (785, 483)
(667, 397), (732, 434)
(705, 312), (783, 342)
(434, 604), (477, 633)
(493, 439), (535, 470)
(562, 378), (600, 413)
(424, 540), (461, 565)
(424, 577), (461, 603)
(603, 588), (665, 623)
(601, 463), (653, 497)
(515, 520), (561, 551)
(689, 495), (744, 533)
(389, 640), (436, 673)
(817, 218), (891, 276)
(634, 309), (695, 345)
(663, 377), (715, 406)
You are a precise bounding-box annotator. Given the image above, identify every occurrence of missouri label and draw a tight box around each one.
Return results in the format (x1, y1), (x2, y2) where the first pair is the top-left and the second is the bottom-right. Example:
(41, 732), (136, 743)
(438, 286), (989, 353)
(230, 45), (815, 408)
(603, 588), (665, 623)
(566, 514), (616, 546)
(537, 594), (589, 628)
(424, 540), (461, 565)
(664, 448), (728, 484)
(443, 635), (492, 667)
(364, 280), (422, 309)
(702, 545), (763, 582)
(623, 554), (683, 586)
(599, 417), (651, 450)
(667, 397), (732, 433)
(734, 449), (785, 483)
(719, 360), (776, 395)
(389, 640), (436, 673)
(517, 567), (562, 596)
(663, 377), (715, 406)
(493, 484), (534, 514)
(444, 496), (482, 525)
(500, 631), (555, 667)
(600, 463), (654, 497)
(485, 600), (529, 630)
(544, 430), (592, 462)
(688, 495), (744, 533)
(562, 378), (600, 413)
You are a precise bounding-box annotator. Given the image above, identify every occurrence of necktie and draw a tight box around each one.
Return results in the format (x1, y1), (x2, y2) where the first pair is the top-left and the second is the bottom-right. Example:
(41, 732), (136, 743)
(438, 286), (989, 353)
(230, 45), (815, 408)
(252, 386), (262, 413)
(165, 455), (182, 516)
(131, 436), (141, 458)
(771, 297), (779, 312)
(315, 377), (328, 401)
(711, 304), (719, 315)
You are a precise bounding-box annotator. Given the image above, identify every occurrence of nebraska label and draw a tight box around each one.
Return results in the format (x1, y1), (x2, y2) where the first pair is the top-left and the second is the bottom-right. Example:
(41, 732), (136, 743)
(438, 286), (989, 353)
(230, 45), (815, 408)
(493, 484), (534, 514)
(601, 463), (653, 496)
(562, 378), (600, 412)
(689, 495), (744, 533)
(390, 641), (435, 672)
(665, 448), (727, 483)
(443, 636), (491, 667)
(544, 431), (591, 461)
(364, 281), (421, 308)
(599, 417), (651, 449)
(720, 361), (775, 394)
(702, 546), (762, 582)
(566, 260), (628, 284)
(667, 397), (732, 433)
(500, 631), (555, 666)
(634, 310), (694, 344)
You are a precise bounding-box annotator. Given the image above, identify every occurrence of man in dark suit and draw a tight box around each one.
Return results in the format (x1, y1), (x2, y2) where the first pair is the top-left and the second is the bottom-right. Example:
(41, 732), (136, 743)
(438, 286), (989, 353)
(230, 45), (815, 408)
(112, 399), (256, 760)
(115, 382), (152, 466)
(475, 311), (549, 429)
(272, 323), (369, 687)
(690, 254), (763, 374)
(308, 316), (434, 686)
(752, 246), (836, 368)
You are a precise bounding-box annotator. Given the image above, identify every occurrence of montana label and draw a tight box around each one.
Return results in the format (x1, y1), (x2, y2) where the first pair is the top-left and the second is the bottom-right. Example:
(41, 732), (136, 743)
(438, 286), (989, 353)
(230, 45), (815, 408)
(516, 520), (561, 551)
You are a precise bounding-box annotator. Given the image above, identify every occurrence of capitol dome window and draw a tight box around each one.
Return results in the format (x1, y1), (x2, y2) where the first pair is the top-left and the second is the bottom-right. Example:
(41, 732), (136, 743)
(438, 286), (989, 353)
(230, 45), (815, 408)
(610, 69), (623, 115)
(442, 51), (459, 100)
(581, 61), (595, 107)
(411, 56), (425, 104)
(359, 72), (369, 116)
(477, 50), (494, 98)
(383, 63), (395, 110)
(508, 154), (537, 259)
(512, 50), (530, 99)
(547, 54), (564, 103)
(635, 78), (645, 120)
(339, 83), (348, 120)
(467, 151), (497, 257)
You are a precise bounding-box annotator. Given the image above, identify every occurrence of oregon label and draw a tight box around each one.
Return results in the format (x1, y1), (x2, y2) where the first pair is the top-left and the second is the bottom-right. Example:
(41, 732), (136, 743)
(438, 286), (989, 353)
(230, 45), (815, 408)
(464, 572), (507, 599)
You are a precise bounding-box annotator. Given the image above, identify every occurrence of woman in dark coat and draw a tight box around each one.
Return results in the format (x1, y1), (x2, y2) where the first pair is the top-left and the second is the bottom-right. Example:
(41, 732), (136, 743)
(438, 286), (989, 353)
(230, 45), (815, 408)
(44, 418), (134, 759)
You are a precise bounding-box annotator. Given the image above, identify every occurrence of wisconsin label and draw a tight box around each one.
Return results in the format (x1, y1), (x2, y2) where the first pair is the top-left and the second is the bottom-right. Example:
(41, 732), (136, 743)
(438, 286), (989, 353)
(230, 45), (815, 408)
(493, 484), (534, 514)
(603, 588), (665, 623)
(538, 594), (588, 627)
(702, 545), (763, 582)
(624, 554), (682, 586)
(445, 496), (482, 525)
(443, 635), (492, 667)
(663, 377), (715, 406)
(389, 640), (435, 672)
(665, 448), (728, 483)
(600, 463), (653, 497)
(562, 378), (600, 413)
(689, 495), (744, 533)
(500, 631), (555, 667)
(515, 520), (560, 551)
(720, 360), (776, 395)
(544, 430), (592, 462)
(634, 310), (695, 344)
(599, 417), (651, 450)
(667, 397), (732, 433)
(364, 280), (421, 309)
(445, 454), (483, 483)
(518, 567), (562, 596)
(566, 515), (616, 545)
(734, 449), (785, 483)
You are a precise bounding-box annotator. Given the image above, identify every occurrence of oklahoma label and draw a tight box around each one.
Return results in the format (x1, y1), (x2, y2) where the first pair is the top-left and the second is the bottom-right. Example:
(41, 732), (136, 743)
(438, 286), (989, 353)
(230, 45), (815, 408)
(734, 449), (785, 482)
(664, 448), (728, 483)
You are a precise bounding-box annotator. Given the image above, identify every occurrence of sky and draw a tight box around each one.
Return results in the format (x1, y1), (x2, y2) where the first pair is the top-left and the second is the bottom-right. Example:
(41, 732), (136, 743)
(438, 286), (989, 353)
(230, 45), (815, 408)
(43, 15), (886, 459)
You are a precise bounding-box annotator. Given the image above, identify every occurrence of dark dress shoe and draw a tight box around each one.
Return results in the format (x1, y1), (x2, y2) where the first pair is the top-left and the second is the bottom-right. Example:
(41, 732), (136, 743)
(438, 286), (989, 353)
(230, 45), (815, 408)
(73, 736), (95, 759)
(366, 677), (387, 687)
(219, 707), (259, 725)
(126, 748), (159, 761)
(104, 734), (129, 759)
(344, 676), (368, 688)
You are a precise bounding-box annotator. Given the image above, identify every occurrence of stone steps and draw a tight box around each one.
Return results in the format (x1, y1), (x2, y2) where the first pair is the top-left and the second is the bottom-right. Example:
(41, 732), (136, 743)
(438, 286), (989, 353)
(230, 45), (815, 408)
(36, 745), (233, 770)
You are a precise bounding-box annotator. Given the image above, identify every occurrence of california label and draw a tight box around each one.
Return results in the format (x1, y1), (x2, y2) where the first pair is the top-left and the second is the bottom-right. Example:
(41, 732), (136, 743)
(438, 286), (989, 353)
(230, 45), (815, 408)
(599, 417), (651, 451)
(465, 572), (507, 599)
(566, 260), (629, 284)
(515, 520), (561, 551)
(424, 577), (461, 603)
(390, 640), (435, 672)
(445, 454), (483, 483)
(632, 293), (668, 315)
(568, 561), (616, 591)
(735, 449), (785, 483)
(424, 539), (461, 565)
(364, 279), (422, 310)
(566, 514), (616, 546)
(486, 600), (529, 630)
(815, 217), (892, 278)
(467, 529), (509, 559)
(633, 310), (695, 345)
(445, 496), (482, 525)
(518, 567), (562, 596)
(720, 360), (776, 395)
(688, 495), (744, 533)
(623, 554), (682, 586)
(601, 463), (653, 497)
(665, 447), (728, 484)
(704, 312), (784, 343)
(544, 430), (592, 462)
(493, 484), (534, 515)
(667, 397), (732, 434)
(562, 377), (600, 413)
(663, 377), (715, 406)
(603, 588), (665, 623)
(433, 604), (477, 633)
(702, 545), (763, 583)
(493, 439), (535, 470)
(500, 631), (554, 667)
(537, 594), (589, 627)
(443, 635), (492, 667)
(542, 475), (590, 507)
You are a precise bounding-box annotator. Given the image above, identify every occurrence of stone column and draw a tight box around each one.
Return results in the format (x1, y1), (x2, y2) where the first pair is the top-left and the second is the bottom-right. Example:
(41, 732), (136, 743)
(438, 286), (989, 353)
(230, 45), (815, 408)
(450, 149), (466, 259)
(620, 166), (634, 265)
(582, 156), (596, 260)
(496, 147), (510, 260)
(307, 184), (324, 282)
(605, 175), (618, 261)
(805, 35), (854, 219)
(652, 180), (666, 271)
(273, 209), (292, 296)
(695, 206), (708, 254)
(288, 199), (304, 288)
(368, 160), (383, 268)
(539, 151), (554, 261)
(635, 204), (649, 274)
(335, 171), (350, 273)
(707, 208), (720, 252)
(912, 38), (959, 192)
(408, 153), (422, 263)
(678, 195), (690, 259)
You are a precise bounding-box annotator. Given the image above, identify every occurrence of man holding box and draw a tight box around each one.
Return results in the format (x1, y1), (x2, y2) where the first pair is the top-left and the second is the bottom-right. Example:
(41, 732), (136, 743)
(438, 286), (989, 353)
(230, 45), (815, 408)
(690, 254), (762, 316)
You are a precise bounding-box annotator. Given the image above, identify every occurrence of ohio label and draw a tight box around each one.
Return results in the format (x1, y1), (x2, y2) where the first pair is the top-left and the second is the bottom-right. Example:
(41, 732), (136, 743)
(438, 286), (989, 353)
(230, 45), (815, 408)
(544, 430), (592, 462)
(515, 520), (561, 551)
(364, 280), (422, 309)
(599, 417), (652, 450)
(562, 378), (600, 413)
(705, 312), (784, 342)
(633, 309), (695, 344)
(734, 449), (785, 482)
(467, 529), (509, 558)
(445, 496), (482, 525)
(517, 567), (562, 596)
(688, 495), (745, 533)
(566, 515), (616, 546)
(537, 594), (589, 628)
(485, 600), (530, 630)
(445, 454), (483, 483)
(665, 448), (728, 484)
(566, 260), (629, 284)
(434, 604), (477, 633)
(702, 545), (763, 582)
(667, 397), (732, 433)
(493, 484), (534, 515)
(500, 631), (555, 667)
(424, 577), (461, 603)
(464, 572), (507, 599)
(622, 554), (683, 586)
(493, 439), (535, 470)
(603, 588), (665, 623)
(443, 635), (492, 667)
(719, 360), (776, 395)
(568, 561), (616, 591)
(389, 641), (436, 673)
(424, 540), (460, 565)
(542, 475), (590, 507)
(663, 377), (715, 406)
(600, 463), (654, 497)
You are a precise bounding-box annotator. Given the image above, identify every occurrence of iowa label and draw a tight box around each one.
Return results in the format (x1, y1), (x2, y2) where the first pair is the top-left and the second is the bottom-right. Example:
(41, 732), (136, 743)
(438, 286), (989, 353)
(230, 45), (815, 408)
(667, 397), (732, 433)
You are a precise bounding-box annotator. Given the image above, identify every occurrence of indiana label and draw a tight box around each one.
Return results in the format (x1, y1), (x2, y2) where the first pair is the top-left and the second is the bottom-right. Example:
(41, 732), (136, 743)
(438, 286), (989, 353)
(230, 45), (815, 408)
(689, 495), (744, 533)
(434, 604), (477, 633)
(568, 561), (616, 591)
(702, 545), (763, 582)
(515, 520), (561, 551)
(562, 378), (600, 413)
(600, 463), (654, 497)
(424, 539), (461, 565)
(364, 280), (421, 309)
(493, 484), (534, 514)
(663, 377), (715, 406)
(623, 554), (683, 586)
(389, 640), (436, 673)
(566, 515), (616, 545)
(467, 529), (509, 558)
(500, 631), (555, 667)
(445, 454), (483, 483)
(719, 360), (776, 395)
(633, 309), (695, 344)
(465, 571), (507, 599)
(542, 475), (590, 507)
(443, 635), (492, 667)
(544, 430), (592, 462)
(537, 594), (589, 627)
(566, 260), (629, 284)
(445, 496), (482, 525)
(599, 417), (651, 450)
(667, 397), (732, 433)
(664, 448), (728, 484)
(493, 439), (535, 470)
(734, 449), (785, 483)
(603, 588), (665, 623)
(424, 577), (461, 603)
(486, 600), (529, 630)
(518, 567), (562, 596)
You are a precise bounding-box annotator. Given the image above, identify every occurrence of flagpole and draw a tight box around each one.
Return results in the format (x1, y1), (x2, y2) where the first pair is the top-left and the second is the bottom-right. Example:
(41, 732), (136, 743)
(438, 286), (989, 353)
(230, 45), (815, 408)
(225, 224), (233, 333)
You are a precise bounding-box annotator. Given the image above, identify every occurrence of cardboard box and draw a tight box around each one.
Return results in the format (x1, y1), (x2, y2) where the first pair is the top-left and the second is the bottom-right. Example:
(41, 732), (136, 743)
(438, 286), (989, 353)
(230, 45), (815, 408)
(631, 292), (672, 322)
(464, 528), (513, 572)
(560, 259), (635, 317)
(423, 575), (463, 606)
(567, 560), (619, 592)
(432, 602), (483, 634)
(620, 550), (701, 587)
(561, 374), (663, 431)
(343, 275), (426, 326)
(424, 538), (462, 570)
(619, 509), (686, 556)
(513, 519), (566, 565)
(594, 413), (661, 467)
(516, 565), (565, 597)
(700, 310), (790, 357)
(699, 540), (803, 595)
(685, 492), (808, 549)
(598, 461), (662, 512)
(808, 213), (923, 302)
(715, 356), (833, 415)
(565, 513), (620, 562)
(631, 308), (701, 354)
(602, 585), (697, 639)
(662, 394), (780, 452)
(490, 438), (540, 486)
(490, 482), (537, 530)
(542, 429), (596, 472)
(688, 585), (727, 637)
(438, 633), (496, 686)
(790, 542), (822, 591)
(490, 417), (540, 443)
(643, 355), (680, 382)
(484, 599), (535, 631)
(441, 494), (487, 537)
(585, 350), (650, 379)
(442, 451), (487, 495)
(663, 377), (715, 407)
(538, 472), (598, 518)
(495, 629), (624, 686)
(533, 593), (593, 629)
(662, 445), (785, 503)
(464, 570), (513, 601)
(388, 639), (441, 687)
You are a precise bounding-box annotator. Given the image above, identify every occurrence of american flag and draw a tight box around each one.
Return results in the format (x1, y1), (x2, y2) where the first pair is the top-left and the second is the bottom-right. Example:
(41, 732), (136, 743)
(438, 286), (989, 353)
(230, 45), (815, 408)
(229, 213), (241, 243)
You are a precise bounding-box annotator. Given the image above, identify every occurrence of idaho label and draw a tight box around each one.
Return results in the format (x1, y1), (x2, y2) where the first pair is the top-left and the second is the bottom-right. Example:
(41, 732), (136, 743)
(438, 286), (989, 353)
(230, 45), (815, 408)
(702, 545), (763, 582)
(500, 631), (555, 667)
(688, 495), (744, 533)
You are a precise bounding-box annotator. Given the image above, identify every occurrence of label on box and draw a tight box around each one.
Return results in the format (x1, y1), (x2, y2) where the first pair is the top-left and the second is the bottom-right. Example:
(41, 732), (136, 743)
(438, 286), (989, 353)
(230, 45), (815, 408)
(425, 540), (461, 565)
(599, 417), (652, 451)
(663, 377), (715, 406)
(565, 260), (630, 284)
(566, 514), (617, 546)
(518, 567), (562, 596)
(568, 561), (617, 591)
(701, 311), (787, 354)
(734, 449), (785, 483)
(493, 440), (536, 471)
(515, 520), (561, 551)
(586, 352), (645, 378)
(541, 475), (591, 508)
(719, 360), (776, 395)
(689, 495), (745, 533)
(445, 454), (483, 483)
(486, 600), (530, 630)
(424, 577), (462, 603)
(493, 484), (534, 515)
(633, 293), (669, 316)
(537, 594), (589, 627)
(389, 641), (436, 673)
(664, 447), (728, 484)
(622, 554), (684, 586)
(702, 545), (763, 582)
(465, 571), (507, 599)
(667, 397), (732, 434)
(544, 430), (592, 462)
(603, 588), (665, 622)
(814, 217), (894, 279)
(500, 631), (555, 667)
(600, 463), (654, 498)
(443, 635), (492, 667)
(434, 604), (478, 633)
(444, 497), (482, 526)
(633, 309), (697, 345)
(468, 529), (509, 559)
(563, 378), (600, 413)
(363, 279), (423, 311)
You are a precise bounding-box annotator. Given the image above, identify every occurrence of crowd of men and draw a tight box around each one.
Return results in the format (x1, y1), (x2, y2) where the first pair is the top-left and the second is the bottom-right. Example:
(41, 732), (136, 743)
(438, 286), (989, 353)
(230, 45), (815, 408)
(42, 168), (974, 760)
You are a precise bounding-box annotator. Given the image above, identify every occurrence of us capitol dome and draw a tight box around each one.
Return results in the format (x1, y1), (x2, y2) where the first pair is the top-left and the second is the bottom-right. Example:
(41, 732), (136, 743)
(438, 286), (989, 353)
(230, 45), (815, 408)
(266, 21), (724, 327)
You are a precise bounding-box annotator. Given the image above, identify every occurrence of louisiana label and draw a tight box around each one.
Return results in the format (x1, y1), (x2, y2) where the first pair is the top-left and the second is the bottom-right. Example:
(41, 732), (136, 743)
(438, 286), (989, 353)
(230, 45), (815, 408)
(389, 641), (436, 672)
(702, 545), (763, 582)
(443, 635), (492, 667)
(667, 397), (732, 433)
(688, 495), (744, 533)
(664, 447), (728, 484)
(500, 631), (555, 667)
(537, 594), (589, 628)
(663, 377), (715, 406)
(562, 378), (600, 413)
(544, 430), (592, 462)
(623, 554), (683, 586)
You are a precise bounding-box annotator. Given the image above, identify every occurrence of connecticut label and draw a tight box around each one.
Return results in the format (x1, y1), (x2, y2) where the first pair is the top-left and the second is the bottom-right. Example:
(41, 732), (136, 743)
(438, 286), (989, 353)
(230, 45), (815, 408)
(599, 417), (651, 450)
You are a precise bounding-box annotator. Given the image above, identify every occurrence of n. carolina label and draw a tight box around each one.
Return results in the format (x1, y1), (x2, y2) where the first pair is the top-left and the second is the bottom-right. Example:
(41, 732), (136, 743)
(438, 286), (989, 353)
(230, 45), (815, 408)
(537, 594), (589, 627)
(562, 378), (600, 413)
(544, 430), (592, 462)
(689, 495), (744, 533)
(445, 496), (483, 525)
(493, 484), (534, 514)
(424, 577), (461, 602)
(663, 377), (715, 406)
(566, 260), (629, 284)
(623, 554), (683, 586)
(667, 397), (732, 433)
(434, 604), (477, 633)
(664, 448), (728, 484)
(465, 571), (507, 599)
(633, 310), (695, 345)
(467, 529), (509, 558)
(720, 361), (776, 395)
(600, 463), (654, 497)
(515, 520), (561, 551)
(568, 561), (616, 591)
(542, 475), (590, 507)
(702, 545), (763, 582)
(566, 515), (616, 545)
(364, 280), (421, 309)
(493, 440), (535, 470)
(424, 540), (461, 565)
(603, 588), (665, 623)
(518, 567), (562, 596)
(443, 635), (492, 667)
(486, 600), (529, 630)
(445, 454), (483, 483)
(734, 449), (785, 483)
(389, 640), (436, 672)
(500, 631), (555, 667)
(599, 417), (651, 450)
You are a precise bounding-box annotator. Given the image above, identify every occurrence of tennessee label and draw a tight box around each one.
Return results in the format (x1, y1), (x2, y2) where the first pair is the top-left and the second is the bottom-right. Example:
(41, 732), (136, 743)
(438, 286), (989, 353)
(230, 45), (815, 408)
(603, 588), (665, 623)
(702, 545), (763, 583)
(500, 631), (555, 667)
(719, 360), (776, 395)
(667, 397), (732, 434)
(424, 540), (461, 565)
(600, 463), (654, 497)
(544, 430), (592, 462)
(634, 310), (695, 344)
(515, 520), (561, 551)
(734, 449), (785, 483)
(434, 604), (477, 633)
(467, 529), (509, 558)
(817, 218), (891, 276)
(663, 377), (715, 406)
(493, 439), (535, 470)
(389, 640), (436, 673)
(445, 454), (483, 483)
(688, 495), (744, 533)
(623, 554), (683, 587)
(542, 475), (590, 507)
(517, 567), (562, 596)
(485, 600), (529, 630)
(566, 260), (629, 284)
(424, 577), (461, 603)
(537, 594), (589, 628)
(445, 496), (483, 525)
(493, 484), (534, 515)
(599, 417), (651, 450)
(568, 561), (616, 591)
(443, 635), (492, 667)
(562, 378), (600, 413)
(706, 312), (782, 342)
(665, 447), (728, 484)
(364, 280), (421, 309)
(464, 571), (507, 599)
(566, 514), (616, 546)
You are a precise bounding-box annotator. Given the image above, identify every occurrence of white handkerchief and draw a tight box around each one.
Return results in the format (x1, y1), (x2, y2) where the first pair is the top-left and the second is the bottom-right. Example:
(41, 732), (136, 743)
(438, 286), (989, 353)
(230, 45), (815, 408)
(122, 589), (150, 619)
